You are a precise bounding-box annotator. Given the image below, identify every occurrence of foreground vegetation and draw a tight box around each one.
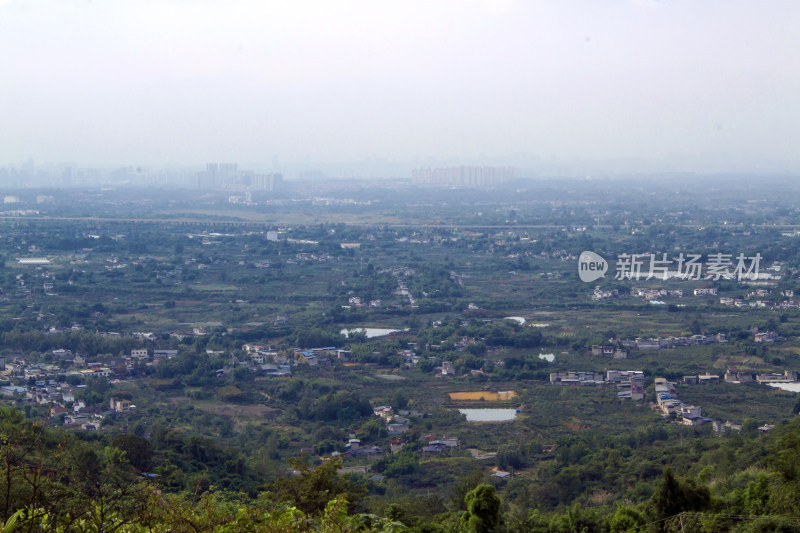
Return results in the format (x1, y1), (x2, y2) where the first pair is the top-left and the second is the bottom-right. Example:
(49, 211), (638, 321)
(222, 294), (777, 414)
(4, 406), (800, 532)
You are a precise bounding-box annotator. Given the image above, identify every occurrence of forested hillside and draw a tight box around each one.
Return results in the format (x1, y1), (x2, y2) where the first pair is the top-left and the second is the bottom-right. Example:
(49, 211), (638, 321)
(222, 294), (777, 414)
(3, 406), (800, 532)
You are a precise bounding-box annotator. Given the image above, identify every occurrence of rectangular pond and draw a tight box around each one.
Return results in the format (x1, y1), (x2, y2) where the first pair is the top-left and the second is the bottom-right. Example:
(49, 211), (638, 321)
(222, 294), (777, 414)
(340, 327), (404, 338)
(458, 408), (519, 422)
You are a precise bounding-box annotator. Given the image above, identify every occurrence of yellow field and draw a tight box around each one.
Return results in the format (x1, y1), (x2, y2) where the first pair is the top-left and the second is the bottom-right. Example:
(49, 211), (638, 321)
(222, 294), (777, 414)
(448, 391), (517, 401)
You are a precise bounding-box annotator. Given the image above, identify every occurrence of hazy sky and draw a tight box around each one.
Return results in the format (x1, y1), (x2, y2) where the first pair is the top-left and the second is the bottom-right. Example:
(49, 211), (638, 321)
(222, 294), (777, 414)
(1, 0), (798, 173)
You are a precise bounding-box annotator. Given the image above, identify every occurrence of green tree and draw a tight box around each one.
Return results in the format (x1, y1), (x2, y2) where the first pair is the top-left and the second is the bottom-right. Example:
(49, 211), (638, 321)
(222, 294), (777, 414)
(110, 434), (152, 471)
(648, 467), (711, 528)
(391, 391), (409, 411)
(451, 470), (485, 511)
(270, 457), (366, 515)
(460, 484), (501, 533)
(609, 505), (646, 533)
(548, 503), (602, 533)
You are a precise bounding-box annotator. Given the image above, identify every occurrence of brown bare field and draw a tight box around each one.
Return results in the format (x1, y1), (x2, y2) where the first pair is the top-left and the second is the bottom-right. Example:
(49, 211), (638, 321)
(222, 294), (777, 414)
(448, 390), (517, 401)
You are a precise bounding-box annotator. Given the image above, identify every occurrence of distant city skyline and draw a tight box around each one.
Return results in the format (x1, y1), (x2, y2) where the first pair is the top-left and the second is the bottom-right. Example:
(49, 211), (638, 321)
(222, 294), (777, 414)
(1, 0), (798, 175)
(1, 154), (799, 189)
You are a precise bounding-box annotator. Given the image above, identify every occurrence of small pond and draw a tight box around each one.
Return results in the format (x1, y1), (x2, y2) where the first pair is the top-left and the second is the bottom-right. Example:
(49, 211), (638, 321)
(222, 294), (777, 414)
(340, 328), (403, 338)
(458, 408), (518, 422)
(767, 382), (800, 392)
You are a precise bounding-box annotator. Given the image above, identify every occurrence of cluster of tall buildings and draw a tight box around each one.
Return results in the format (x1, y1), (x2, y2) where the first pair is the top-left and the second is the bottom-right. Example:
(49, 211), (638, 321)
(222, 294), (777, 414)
(194, 163), (282, 191)
(411, 166), (514, 186)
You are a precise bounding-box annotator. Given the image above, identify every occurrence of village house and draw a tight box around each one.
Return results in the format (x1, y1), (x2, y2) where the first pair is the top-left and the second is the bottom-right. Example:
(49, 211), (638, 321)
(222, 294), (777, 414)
(131, 349), (149, 361)
(250, 352), (268, 365)
(724, 369), (755, 383)
(49, 405), (68, 418)
(1, 385), (27, 398)
(387, 418), (410, 435)
(420, 436), (459, 454)
(681, 412), (710, 427)
(591, 345), (628, 359)
(693, 288), (718, 296)
(153, 349), (178, 361)
(713, 421), (742, 435)
(64, 413), (89, 426)
(606, 370), (646, 400)
(260, 364), (291, 377)
(109, 398), (134, 413)
(550, 371), (604, 386)
(441, 361), (456, 376)
(344, 438), (381, 456)
(242, 344), (266, 354)
(655, 377), (713, 425)
(295, 351), (318, 366)
(757, 370), (797, 384)
(373, 406), (393, 420)
(635, 338), (660, 350)
(754, 331), (779, 343)
(697, 373), (721, 384)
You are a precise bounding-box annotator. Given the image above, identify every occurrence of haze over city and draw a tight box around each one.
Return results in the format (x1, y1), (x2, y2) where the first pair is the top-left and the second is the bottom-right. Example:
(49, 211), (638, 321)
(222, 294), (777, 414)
(1, 0), (798, 177)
